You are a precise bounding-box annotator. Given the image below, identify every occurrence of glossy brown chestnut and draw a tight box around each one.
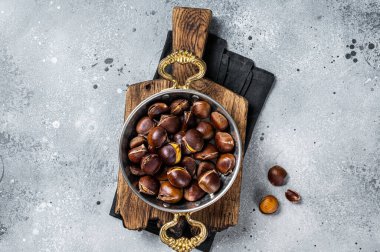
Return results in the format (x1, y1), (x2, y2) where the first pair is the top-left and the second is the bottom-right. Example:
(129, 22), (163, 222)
(158, 142), (181, 165)
(167, 167), (192, 188)
(173, 131), (185, 145)
(138, 176), (160, 195)
(136, 116), (154, 135)
(128, 144), (147, 163)
(181, 111), (197, 131)
(129, 135), (146, 149)
(259, 195), (279, 214)
(191, 100), (211, 119)
(158, 181), (183, 203)
(170, 99), (189, 115)
(215, 132), (235, 153)
(268, 165), (287, 186)
(129, 164), (146, 176)
(147, 126), (167, 148)
(198, 170), (221, 194)
(197, 161), (215, 177)
(182, 129), (204, 153)
(285, 189), (301, 203)
(194, 143), (219, 161)
(181, 156), (197, 177)
(184, 180), (206, 202)
(216, 153), (236, 175)
(210, 111), (229, 131)
(141, 154), (162, 175)
(196, 121), (214, 140)
(157, 114), (181, 134)
(148, 102), (169, 118)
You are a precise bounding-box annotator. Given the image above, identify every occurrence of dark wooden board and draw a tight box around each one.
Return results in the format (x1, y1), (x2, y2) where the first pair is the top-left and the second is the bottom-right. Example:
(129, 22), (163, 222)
(114, 78), (248, 231)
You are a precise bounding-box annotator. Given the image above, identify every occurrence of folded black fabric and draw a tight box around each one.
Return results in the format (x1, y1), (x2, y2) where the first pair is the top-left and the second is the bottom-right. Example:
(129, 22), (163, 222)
(110, 31), (275, 252)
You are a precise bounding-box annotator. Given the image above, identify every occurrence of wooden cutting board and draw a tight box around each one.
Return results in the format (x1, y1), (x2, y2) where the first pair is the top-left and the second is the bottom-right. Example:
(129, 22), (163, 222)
(114, 7), (248, 232)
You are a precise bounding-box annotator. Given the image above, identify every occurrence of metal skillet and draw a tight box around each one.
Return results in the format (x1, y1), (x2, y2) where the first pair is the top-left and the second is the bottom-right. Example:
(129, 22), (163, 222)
(119, 50), (243, 251)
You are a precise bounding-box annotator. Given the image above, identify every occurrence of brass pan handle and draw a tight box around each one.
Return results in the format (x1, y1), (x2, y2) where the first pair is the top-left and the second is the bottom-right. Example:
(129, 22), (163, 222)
(159, 213), (207, 252)
(158, 50), (207, 89)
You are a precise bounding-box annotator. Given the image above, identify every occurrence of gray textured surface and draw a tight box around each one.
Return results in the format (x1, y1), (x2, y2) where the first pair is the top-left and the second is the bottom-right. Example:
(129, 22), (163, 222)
(0, 0), (379, 251)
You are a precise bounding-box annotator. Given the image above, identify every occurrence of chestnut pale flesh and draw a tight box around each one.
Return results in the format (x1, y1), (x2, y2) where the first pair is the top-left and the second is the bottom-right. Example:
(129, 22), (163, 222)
(259, 195), (279, 214)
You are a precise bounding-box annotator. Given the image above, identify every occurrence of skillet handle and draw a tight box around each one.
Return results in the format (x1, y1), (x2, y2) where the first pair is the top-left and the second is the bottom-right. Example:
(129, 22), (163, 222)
(159, 213), (207, 252)
(158, 50), (206, 89)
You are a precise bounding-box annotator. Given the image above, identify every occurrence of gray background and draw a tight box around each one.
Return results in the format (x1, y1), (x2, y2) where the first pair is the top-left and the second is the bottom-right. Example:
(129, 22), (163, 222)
(0, 0), (379, 251)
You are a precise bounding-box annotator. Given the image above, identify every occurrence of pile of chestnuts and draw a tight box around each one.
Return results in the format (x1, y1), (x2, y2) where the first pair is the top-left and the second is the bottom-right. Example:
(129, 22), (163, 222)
(126, 98), (237, 204)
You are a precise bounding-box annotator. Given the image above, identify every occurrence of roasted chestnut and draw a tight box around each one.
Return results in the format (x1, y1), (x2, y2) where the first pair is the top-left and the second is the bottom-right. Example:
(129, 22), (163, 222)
(285, 189), (301, 203)
(198, 170), (221, 194)
(210, 111), (229, 131)
(128, 144), (147, 163)
(181, 156), (197, 177)
(158, 142), (181, 165)
(216, 153), (235, 175)
(259, 195), (279, 214)
(194, 143), (218, 161)
(268, 165), (287, 186)
(147, 126), (167, 148)
(136, 116), (154, 135)
(191, 101), (211, 119)
(158, 114), (181, 134)
(155, 166), (169, 181)
(170, 99), (189, 115)
(184, 180), (206, 202)
(173, 131), (185, 145)
(197, 161), (215, 177)
(182, 129), (204, 153)
(196, 121), (214, 140)
(129, 135), (146, 149)
(158, 181), (183, 203)
(141, 154), (162, 175)
(138, 176), (160, 195)
(215, 132), (235, 153)
(148, 102), (169, 118)
(167, 167), (192, 188)
(129, 164), (146, 176)
(181, 111), (197, 131)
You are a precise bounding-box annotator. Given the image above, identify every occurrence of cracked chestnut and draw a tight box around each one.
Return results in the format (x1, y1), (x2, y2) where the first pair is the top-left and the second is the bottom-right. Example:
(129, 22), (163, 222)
(181, 111), (197, 131)
(158, 181), (183, 203)
(191, 101), (211, 119)
(181, 156), (197, 177)
(210, 111), (229, 131)
(138, 176), (160, 196)
(216, 153), (235, 175)
(147, 126), (167, 148)
(197, 161), (215, 177)
(136, 116), (154, 135)
(184, 180), (206, 202)
(158, 142), (181, 165)
(170, 99), (189, 115)
(198, 170), (221, 194)
(182, 129), (204, 153)
(129, 135), (146, 149)
(196, 121), (214, 140)
(141, 154), (162, 175)
(194, 143), (218, 161)
(268, 165), (287, 186)
(167, 167), (192, 188)
(129, 164), (146, 176)
(158, 114), (181, 134)
(215, 132), (235, 153)
(128, 144), (147, 163)
(148, 102), (169, 118)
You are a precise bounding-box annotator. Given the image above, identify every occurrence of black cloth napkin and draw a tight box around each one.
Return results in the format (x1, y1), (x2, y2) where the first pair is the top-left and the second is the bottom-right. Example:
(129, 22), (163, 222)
(110, 31), (275, 252)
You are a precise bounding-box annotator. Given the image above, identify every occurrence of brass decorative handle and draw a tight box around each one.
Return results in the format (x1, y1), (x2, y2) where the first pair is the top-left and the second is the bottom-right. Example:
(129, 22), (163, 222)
(159, 213), (207, 252)
(158, 50), (207, 89)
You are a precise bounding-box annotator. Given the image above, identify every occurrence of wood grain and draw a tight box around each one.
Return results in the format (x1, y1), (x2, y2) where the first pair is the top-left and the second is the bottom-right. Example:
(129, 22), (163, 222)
(172, 7), (212, 85)
(115, 78), (248, 231)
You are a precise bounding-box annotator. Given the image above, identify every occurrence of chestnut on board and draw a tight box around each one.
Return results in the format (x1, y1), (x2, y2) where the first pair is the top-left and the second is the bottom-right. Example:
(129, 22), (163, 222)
(158, 181), (183, 203)
(136, 116), (154, 135)
(138, 176), (160, 196)
(215, 132), (235, 153)
(167, 167), (192, 188)
(191, 101), (211, 119)
(210, 111), (229, 131)
(216, 153), (236, 175)
(196, 121), (214, 140)
(148, 102), (169, 119)
(194, 143), (218, 161)
(184, 180), (206, 202)
(128, 144), (147, 163)
(198, 170), (221, 194)
(268, 165), (287, 186)
(147, 126), (167, 148)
